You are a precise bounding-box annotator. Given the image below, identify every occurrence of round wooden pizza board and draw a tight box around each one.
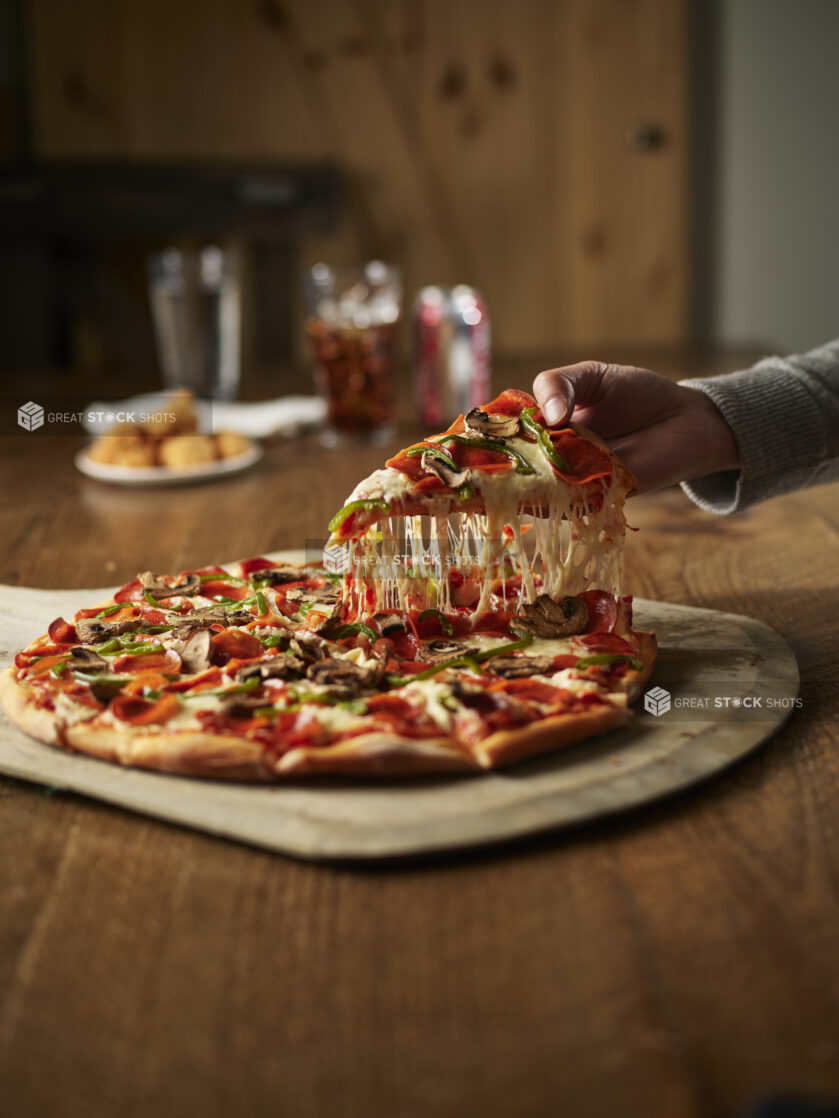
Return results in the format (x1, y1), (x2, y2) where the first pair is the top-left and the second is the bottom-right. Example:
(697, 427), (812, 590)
(0, 551), (799, 861)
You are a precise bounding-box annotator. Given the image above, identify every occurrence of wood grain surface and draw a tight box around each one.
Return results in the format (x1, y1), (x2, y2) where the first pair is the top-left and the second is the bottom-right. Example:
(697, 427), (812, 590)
(2, 352), (839, 1118)
(24, 0), (688, 354)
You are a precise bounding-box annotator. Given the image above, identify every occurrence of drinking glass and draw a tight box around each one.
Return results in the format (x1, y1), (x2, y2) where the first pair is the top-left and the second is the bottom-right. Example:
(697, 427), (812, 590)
(148, 245), (241, 401)
(304, 261), (401, 445)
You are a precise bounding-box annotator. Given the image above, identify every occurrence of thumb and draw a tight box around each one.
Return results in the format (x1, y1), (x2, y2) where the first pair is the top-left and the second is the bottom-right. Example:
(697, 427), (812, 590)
(534, 362), (609, 426)
(533, 370), (576, 427)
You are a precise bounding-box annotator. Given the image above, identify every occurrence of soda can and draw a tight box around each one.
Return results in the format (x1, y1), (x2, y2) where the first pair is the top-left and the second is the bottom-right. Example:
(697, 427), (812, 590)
(413, 285), (491, 425)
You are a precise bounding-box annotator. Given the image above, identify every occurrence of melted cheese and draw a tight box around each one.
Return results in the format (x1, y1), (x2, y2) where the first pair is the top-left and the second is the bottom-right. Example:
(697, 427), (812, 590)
(339, 432), (628, 624)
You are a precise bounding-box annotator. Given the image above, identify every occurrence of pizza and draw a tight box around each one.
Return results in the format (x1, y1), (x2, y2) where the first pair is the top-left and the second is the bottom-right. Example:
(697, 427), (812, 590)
(0, 389), (656, 779)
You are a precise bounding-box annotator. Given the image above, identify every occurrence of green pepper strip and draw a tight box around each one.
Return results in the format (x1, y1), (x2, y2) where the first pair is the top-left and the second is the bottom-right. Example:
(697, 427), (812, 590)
(433, 434), (536, 476)
(457, 482), (474, 501)
(388, 633), (535, 687)
(574, 653), (643, 671)
(255, 590), (268, 615)
(143, 590), (163, 609)
(328, 497), (390, 533)
(94, 603), (124, 619)
(182, 676), (262, 700)
(49, 661), (69, 678)
(329, 622), (379, 642)
(199, 572), (248, 585)
(72, 672), (131, 688)
(520, 407), (571, 473)
(405, 445), (460, 471)
(284, 691), (367, 715)
(259, 633), (287, 649)
(417, 609), (454, 637)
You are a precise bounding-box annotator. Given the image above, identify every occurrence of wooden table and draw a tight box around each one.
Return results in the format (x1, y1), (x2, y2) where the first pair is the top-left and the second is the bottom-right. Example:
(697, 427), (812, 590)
(2, 352), (839, 1118)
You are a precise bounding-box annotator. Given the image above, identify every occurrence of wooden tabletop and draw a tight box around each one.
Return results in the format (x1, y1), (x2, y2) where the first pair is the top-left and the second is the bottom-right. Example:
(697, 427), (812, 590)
(2, 351), (839, 1118)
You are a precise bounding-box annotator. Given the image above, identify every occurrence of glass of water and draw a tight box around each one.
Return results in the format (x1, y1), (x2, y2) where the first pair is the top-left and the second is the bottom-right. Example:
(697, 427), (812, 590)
(148, 245), (241, 401)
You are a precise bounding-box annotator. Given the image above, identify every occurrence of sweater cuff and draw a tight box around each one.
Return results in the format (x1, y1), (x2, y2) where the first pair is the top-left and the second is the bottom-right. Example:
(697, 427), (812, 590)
(678, 361), (829, 514)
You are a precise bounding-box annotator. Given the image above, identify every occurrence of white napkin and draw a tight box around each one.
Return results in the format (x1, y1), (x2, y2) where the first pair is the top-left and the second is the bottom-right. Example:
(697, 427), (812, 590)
(83, 393), (326, 439)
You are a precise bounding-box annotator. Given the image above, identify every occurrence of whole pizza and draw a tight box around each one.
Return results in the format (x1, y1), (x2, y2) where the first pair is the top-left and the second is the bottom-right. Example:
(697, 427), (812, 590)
(0, 389), (656, 778)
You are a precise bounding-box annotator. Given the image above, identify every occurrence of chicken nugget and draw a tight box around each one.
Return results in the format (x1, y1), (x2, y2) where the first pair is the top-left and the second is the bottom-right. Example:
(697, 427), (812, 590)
(159, 435), (217, 468)
(215, 430), (252, 459)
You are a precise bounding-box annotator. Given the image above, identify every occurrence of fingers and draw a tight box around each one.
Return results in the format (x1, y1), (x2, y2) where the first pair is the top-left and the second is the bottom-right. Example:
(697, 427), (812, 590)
(533, 362), (609, 426)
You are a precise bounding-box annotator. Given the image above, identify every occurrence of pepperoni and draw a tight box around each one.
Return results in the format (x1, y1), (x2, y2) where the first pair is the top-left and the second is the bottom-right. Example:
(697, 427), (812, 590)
(549, 430), (612, 484)
(48, 617), (77, 644)
(483, 388), (538, 418)
(25, 654), (70, 677)
(366, 694), (413, 717)
(577, 590), (619, 634)
(111, 693), (179, 726)
(579, 632), (635, 655)
(112, 649), (182, 674)
(168, 667), (224, 693)
(122, 671), (172, 695)
(114, 579), (143, 603)
(200, 580), (249, 601)
(211, 630), (264, 663)
(552, 654), (581, 670)
(238, 556), (276, 576)
(494, 678), (564, 705)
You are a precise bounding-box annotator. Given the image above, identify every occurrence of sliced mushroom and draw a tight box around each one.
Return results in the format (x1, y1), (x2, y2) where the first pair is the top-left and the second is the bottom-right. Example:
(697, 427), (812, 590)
(284, 585), (341, 605)
(417, 639), (476, 664)
(219, 694), (270, 719)
(420, 450), (471, 489)
(373, 613), (406, 637)
(235, 656), (306, 683)
(289, 632), (328, 663)
(171, 606), (251, 636)
(464, 407), (520, 440)
(179, 629), (213, 674)
(138, 571), (202, 599)
(69, 647), (109, 673)
(249, 564), (308, 585)
(488, 655), (556, 679)
(510, 594), (589, 639)
(305, 659), (375, 698)
(75, 616), (142, 645)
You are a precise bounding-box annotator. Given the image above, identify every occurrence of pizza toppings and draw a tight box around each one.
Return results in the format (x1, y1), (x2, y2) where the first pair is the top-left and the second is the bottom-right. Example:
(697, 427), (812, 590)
(68, 647), (110, 673)
(511, 595), (589, 639)
(179, 629), (213, 673)
(75, 615), (142, 644)
(139, 570), (202, 599)
(488, 655), (556, 679)
(419, 448), (471, 489)
(463, 407), (521, 440)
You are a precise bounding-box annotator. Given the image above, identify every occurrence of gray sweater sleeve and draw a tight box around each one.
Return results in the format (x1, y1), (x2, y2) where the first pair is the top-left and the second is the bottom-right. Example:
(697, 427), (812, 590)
(678, 338), (839, 515)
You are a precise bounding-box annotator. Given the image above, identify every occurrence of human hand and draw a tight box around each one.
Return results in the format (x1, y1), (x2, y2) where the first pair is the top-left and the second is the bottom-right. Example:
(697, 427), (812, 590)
(533, 361), (740, 494)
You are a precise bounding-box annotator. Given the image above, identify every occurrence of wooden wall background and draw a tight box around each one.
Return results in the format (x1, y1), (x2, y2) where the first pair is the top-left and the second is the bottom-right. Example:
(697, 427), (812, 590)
(24, 0), (689, 358)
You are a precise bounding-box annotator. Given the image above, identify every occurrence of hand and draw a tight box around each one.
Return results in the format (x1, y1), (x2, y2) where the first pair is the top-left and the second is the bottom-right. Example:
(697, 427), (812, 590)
(533, 361), (740, 494)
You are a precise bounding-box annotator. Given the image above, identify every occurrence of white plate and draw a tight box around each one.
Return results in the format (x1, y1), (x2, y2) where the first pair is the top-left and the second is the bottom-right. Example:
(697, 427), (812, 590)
(74, 440), (263, 486)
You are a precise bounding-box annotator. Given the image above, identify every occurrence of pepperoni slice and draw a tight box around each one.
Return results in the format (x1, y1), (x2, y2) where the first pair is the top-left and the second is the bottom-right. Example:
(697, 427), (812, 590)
(577, 590), (619, 634)
(25, 654), (70, 677)
(238, 556), (276, 576)
(211, 630), (264, 663)
(494, 678), (564, 705)
(111, 693), (179, 726)
(200, 580), (249, 601)
(114, 578), (143, 603)
(168, 667), (223, 693)
(579, 632), (635, 655)
(549, 430), (612, 484)
(112, 649), (182, 674)
(483, 388), (539, 418)
(48, 617), (77, 644)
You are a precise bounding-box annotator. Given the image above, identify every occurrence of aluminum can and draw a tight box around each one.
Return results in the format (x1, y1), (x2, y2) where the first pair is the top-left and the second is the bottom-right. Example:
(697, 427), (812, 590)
(413, 285), (491, 425)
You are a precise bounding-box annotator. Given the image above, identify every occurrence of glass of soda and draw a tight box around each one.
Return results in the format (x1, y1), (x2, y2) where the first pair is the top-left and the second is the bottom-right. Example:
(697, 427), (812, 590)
(304, 261), (401, 446)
